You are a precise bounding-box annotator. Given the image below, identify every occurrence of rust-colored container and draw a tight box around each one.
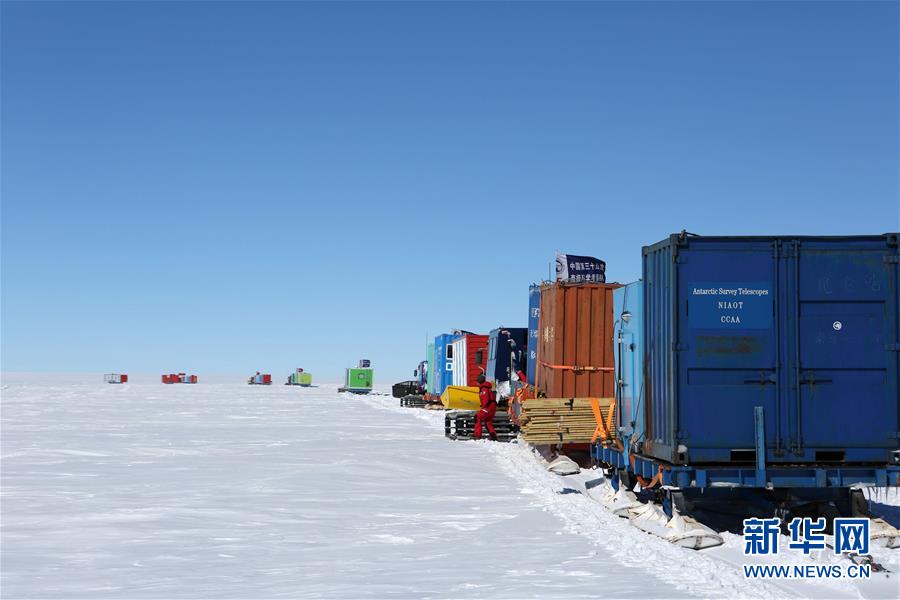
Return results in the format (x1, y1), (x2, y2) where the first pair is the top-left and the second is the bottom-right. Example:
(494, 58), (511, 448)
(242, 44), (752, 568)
(536, 282), (620, 399)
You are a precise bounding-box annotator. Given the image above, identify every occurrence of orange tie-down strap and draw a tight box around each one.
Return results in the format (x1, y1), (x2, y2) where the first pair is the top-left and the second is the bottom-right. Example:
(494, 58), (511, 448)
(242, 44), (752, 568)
(589, 396), (617, 443)
(540, 361), (614, 374)
(589, 396), (666, 489)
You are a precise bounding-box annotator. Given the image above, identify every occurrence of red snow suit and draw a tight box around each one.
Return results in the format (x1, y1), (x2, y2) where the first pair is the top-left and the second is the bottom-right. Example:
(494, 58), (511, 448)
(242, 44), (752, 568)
(474, 380), (497, 440)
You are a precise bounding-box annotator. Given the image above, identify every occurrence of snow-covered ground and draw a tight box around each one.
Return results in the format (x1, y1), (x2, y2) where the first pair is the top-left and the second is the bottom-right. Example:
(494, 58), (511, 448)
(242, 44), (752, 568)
(1, 377), (898, 599)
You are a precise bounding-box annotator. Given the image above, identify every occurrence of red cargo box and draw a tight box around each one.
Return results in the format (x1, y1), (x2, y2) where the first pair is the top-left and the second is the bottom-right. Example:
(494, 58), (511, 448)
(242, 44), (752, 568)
(120, 374), (128, 383)
(463, 334), (488, 387)
(450, 333), (489, 387)
(262, 374), (272, 384)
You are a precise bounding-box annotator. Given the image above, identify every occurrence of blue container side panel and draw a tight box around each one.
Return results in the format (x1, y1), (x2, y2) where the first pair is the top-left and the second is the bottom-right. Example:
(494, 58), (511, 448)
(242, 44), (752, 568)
(613, 281), (644, 461)
(431, 333), (458, 396)
(527, 285), (541, 385)
(431, 334), (447, 395)
(794, 238), (899, 455)
(643, 241), (676, 462)
(642, 234), (900, 468)
(677, 240), (779, 462)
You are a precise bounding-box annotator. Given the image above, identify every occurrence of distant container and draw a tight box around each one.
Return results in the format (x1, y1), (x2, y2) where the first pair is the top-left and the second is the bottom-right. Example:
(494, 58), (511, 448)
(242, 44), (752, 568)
(287, 369), (313, 386)
(162, 373), (197, 384)
(526, 284), (541, 385)
(430, 333), (458, 396)
(450, 333), (489, 387)
(249, 373), (272, 385)
(426, 342), (435, 394)
(344, 362), (373, 394)
(641, 233), (900, 466)
(104, 373), (128, 384)
(536, 281), (619, 399)
(486, 327), (527, 397)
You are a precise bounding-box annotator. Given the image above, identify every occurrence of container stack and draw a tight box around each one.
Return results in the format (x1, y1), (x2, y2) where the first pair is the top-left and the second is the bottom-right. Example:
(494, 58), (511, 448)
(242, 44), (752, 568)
(104, 373), (128, 384)
(519, 397), (614, 445)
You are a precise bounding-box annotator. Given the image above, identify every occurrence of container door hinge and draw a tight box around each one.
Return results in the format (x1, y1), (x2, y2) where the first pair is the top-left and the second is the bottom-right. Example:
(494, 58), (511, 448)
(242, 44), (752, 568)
(884, 255), (900, 264)
(673, 342), (688, 351)
(886, 343), (900, 352)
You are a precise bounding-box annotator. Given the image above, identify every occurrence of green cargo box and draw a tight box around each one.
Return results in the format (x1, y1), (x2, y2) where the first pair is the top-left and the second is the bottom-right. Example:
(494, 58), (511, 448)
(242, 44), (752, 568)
(288, 372), (313, 386)
(345, 367), (373, 394)
(426, 342), (435, 396)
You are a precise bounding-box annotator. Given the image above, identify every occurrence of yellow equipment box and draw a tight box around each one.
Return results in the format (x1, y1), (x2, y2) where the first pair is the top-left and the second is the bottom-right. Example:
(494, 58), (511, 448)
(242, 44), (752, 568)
(440, 386), (481, 410)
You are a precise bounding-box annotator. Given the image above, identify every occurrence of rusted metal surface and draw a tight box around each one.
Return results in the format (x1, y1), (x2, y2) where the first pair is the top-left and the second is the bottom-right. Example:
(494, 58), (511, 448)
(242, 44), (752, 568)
(536, 282), (621, 399)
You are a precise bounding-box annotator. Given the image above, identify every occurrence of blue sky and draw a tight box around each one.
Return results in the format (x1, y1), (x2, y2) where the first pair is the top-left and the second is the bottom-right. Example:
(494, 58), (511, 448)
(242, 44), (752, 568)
(2, 1), (898, 381)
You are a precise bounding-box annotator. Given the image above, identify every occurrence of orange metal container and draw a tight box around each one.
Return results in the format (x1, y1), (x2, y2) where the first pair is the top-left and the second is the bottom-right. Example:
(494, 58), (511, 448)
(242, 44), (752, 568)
(536, 282), (620, 399)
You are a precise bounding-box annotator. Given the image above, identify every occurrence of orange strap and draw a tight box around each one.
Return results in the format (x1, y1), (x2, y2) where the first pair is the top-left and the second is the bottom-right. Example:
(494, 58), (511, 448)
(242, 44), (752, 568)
(589, 396), (617, 443)
(606, 395), (616, 439)
(590, 398), (608, 442)
(540, 361), (614, 374)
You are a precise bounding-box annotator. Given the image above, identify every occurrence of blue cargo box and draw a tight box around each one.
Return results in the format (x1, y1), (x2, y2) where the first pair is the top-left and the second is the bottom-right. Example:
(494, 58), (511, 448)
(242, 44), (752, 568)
(613, 281), (644, 465)
(430, 332), (458, 396)
(640, 233), (899, 468)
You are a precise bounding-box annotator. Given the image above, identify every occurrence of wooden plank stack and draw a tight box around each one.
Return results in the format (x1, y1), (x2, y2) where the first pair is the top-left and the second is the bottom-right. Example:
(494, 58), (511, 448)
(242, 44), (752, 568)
(519, 397), (614, 444)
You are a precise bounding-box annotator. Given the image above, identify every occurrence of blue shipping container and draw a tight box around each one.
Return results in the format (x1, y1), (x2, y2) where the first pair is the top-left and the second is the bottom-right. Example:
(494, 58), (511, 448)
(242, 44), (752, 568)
(430, 333), (458, 396)
(486, 327), (528, 384)
(642, 233), (899, 467)
(526, 284), (541, 385)
(613, 281), (644, 465)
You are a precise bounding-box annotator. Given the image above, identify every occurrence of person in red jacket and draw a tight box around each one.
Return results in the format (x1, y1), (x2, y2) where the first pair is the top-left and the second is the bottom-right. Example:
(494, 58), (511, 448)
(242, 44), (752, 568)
(474, 374), (498, 441)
